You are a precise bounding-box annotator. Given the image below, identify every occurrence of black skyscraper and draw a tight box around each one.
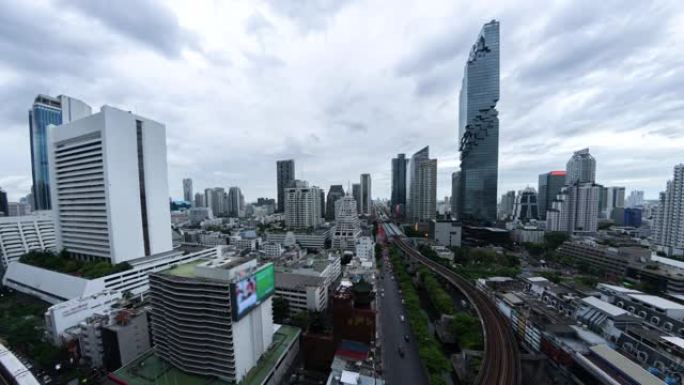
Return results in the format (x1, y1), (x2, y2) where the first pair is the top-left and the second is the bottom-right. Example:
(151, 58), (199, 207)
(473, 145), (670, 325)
(538, 171), (566, 220)
(326, 185), (345, 220)
(276, 160), (295, 213)
(0, 188), (8, 216)
(391, 154), (407, 217)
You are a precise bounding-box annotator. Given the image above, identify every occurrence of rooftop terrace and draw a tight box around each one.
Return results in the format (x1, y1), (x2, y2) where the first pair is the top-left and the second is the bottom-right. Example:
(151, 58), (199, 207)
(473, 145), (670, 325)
(110, 325), (300, 385)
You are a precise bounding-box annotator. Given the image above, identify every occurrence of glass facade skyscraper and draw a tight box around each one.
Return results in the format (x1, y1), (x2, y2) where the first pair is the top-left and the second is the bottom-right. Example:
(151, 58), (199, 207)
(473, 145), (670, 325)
(29, 95), (63, 211)
(538, 171), (566, 220)
(29, 94), (91, 211)
(391, 153), (407, 217)
(457, 20), (500, 223)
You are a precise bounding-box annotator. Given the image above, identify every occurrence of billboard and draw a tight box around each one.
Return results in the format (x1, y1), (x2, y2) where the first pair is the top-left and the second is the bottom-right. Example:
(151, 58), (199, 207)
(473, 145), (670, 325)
(231, 263), (275, 321)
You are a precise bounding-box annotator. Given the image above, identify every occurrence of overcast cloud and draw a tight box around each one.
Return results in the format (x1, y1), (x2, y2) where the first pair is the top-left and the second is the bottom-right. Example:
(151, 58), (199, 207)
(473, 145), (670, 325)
(1, 0), (683, 202)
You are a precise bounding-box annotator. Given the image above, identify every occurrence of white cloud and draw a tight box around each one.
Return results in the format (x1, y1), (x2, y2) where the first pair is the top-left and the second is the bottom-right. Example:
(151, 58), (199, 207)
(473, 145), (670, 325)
(0, 0), (682, 203)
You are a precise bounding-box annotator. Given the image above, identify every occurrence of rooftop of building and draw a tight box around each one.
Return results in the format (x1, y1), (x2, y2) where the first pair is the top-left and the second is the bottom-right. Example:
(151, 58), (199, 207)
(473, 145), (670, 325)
(661, 336), (684, 350)
(110, 325), (300, 385)
(581, 296), (628, 318)
(241, 325), (300, 385)
(626, 293), (684, 311)
(588, 344), (663, 385)
(596, 283), (642, 294)
(275, 271), (326, 289)
(158, 258), (209, 278)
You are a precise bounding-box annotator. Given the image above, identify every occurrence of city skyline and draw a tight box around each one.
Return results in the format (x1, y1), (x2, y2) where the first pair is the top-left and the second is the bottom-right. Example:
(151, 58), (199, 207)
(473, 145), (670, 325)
(1, 1), (683, 203)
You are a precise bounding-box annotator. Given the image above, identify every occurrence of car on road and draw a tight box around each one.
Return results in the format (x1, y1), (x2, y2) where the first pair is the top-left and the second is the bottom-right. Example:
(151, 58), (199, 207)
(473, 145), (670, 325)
(397, 346), (405, 357)
(400, 315), (405, 322)
(404, 335), (410, 342)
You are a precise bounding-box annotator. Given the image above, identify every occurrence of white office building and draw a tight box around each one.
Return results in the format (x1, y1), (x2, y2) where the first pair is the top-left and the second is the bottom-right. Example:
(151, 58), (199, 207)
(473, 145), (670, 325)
(284, 180), (322, 229)
(355, 236), (375, 261)
(3, 246), (219, 304)
(654, 164), (684, 256)
(546, 149), (601, 234)
(0, 211), (56, 267)
(407, 146), (437, 222)
(150, 257), (275, 383)
(44, 290), (122, 345)
(47, 106), (173, 263)
(331, 195), (361, 251)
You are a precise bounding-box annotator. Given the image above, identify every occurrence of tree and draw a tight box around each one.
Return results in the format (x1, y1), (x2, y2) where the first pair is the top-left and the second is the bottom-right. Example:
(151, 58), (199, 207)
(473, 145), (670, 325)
(272, 297), (290, 324)
(544, 232), (569, 251)
(374, 243), (383, 259)
(291, 310), (310, 331)
(448, 312), (483, 350)
(341, 253), (353, 265)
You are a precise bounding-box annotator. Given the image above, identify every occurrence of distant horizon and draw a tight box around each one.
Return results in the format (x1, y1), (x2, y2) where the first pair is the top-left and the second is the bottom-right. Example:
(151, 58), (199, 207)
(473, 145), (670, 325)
(1, 1), (682, 203)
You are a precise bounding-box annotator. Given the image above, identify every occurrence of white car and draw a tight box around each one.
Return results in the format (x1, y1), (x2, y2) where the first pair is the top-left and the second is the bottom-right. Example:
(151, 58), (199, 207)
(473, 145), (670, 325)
(400, 315), (405, 322)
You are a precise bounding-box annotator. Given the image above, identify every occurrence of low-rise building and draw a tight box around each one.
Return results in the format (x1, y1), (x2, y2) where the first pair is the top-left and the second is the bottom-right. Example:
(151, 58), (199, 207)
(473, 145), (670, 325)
(355, 236), (374, 261)
(45, 290), (122, 345)
(557, 241), (649, 277)
(4, 247), (219, 304)
(326, 340), (383, 385)
(261, 241), (283, 259)
(0, 211), (56, 267)
(274, 254), (341, 315)
(431, 245), (454, 261)
(266, 229), (330, 249)
(430, 220), (462, 247)
(513, 226), (545, 244)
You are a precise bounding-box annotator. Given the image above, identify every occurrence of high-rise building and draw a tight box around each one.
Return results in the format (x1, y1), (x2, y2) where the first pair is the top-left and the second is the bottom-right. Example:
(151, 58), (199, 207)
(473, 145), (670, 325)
(227, 187), (244, 217)
(352, 183), (361, 214)
(149, 258), (275, 383)
(30, 94), (92, 211)
(407, 146), (437, 222)
(538, 171), (566, 220)
(325, 185), (345, 221)
(194, 192), (205, 208)
(332, 195), (361, 251)
(276, 160), (295, 213)
(360, 174), (372, 215)
(457, 20), (500, 223)
(653, 164), (684, 256)
(284, 180), (322, 229)
(603, 186), (625, 218)
(205, 187), (226, 217)
(566, 148), (596, 185)
(626, 190), (645, 208)
(182, 178), (193, 203)
(546, 149), (601, 234)
(391, 154), (408, 217)
(450, 171), (460, 219)
(498, 190), (515, 220)
(0, 187), (7, 216)
(319, 189), (326, 220)
(513, 187), (538, 223)
(47, 105), (172, 263)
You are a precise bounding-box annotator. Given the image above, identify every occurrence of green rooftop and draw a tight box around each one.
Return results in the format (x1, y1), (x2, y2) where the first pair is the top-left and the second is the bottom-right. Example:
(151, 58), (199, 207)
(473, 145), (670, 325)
(110, 350), (230, 385)
(111, 325), (301, 385)
(159, 259), (207, 278)
(242, 325), (300, 385)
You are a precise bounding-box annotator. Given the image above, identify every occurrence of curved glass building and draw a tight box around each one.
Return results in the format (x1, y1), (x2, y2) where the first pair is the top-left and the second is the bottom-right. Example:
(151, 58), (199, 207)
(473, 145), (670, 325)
(457, 20), (500, 223)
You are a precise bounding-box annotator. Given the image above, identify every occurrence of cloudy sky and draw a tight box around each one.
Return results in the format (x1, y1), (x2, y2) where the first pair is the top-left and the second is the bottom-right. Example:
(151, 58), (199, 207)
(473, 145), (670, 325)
(1, 0), (683, 203)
